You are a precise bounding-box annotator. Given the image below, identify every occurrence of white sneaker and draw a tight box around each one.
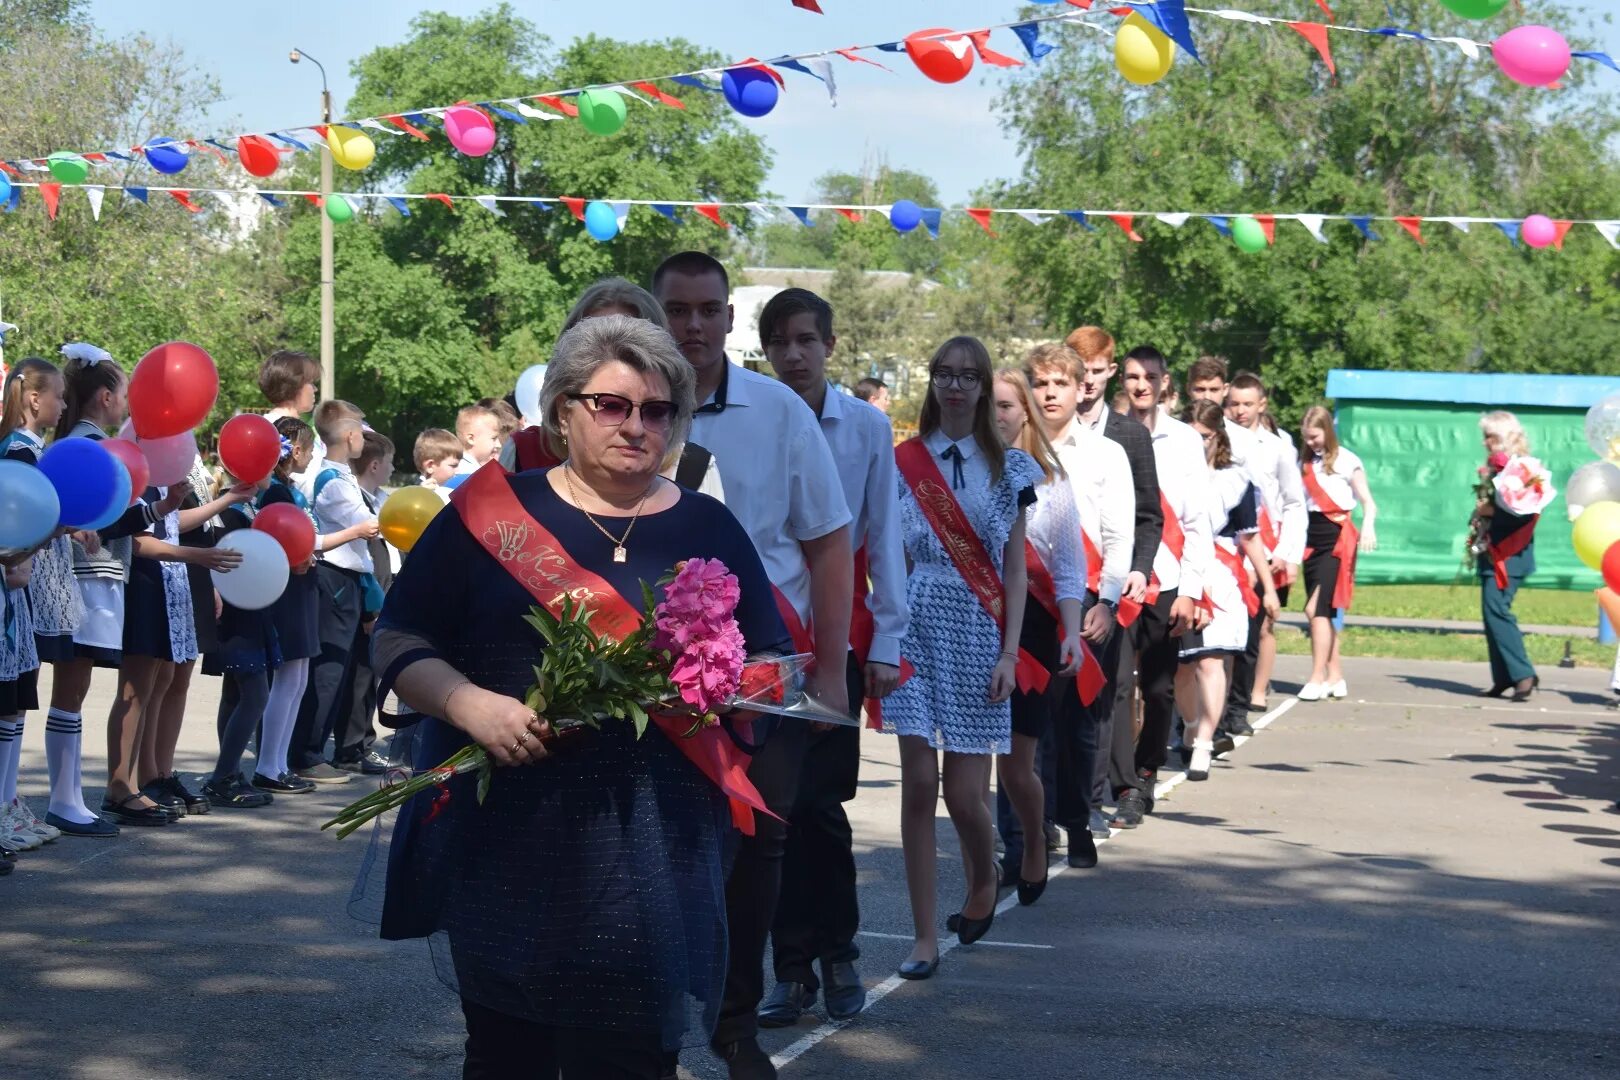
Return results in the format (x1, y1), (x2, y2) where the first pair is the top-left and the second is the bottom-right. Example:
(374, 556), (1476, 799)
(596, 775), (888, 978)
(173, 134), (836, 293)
(1327, 680), (1348, 699)
(12, 797), (59, 842)
(1187, 741), (1213, 781)
(1, 804), (42, 851)
(1298, 682), (1325, 701)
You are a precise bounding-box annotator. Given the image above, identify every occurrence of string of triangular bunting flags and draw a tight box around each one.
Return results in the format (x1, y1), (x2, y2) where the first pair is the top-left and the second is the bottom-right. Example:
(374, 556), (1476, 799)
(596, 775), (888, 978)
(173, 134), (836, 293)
(3, 180), (1615, 252)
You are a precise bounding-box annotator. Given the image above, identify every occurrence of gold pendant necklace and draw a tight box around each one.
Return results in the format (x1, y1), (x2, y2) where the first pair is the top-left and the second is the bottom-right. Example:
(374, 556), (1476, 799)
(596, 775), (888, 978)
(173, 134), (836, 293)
(563, 466), (654, 563)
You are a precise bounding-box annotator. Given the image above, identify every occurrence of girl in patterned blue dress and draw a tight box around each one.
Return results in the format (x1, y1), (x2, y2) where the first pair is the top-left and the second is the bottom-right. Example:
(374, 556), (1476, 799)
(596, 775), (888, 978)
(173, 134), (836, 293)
(880, 336), (1041, 977)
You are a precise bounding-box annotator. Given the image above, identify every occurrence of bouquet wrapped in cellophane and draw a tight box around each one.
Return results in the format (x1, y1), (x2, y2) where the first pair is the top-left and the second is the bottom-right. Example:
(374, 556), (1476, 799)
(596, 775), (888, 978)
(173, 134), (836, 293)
(323, 559), (847, 839)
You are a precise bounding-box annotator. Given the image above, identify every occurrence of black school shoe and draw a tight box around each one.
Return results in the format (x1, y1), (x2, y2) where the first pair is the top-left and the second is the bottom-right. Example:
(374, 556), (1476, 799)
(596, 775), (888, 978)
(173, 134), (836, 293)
(203, 776), (273, 809)
(100, 794), (171, 827)
(252, 772), (316, 795)
(158, 774), (212, 815)
(139, 781), (187, 822)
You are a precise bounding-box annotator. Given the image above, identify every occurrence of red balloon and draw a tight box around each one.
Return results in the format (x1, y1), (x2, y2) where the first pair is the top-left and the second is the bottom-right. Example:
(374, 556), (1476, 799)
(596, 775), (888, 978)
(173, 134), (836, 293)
(1603, 539), (1620, 594)
(100, 439), (150, 505)
(128, 342), (219, 439)
(218, 413), (281, 484)
(253, 502), (316, 567)
(906, 27), (976, 84)
(236, 134), (281, 178)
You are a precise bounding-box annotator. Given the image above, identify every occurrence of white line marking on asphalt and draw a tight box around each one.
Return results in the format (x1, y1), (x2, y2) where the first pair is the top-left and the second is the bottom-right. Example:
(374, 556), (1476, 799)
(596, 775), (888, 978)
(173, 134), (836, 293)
(857, 930), (1054, 950)
(1312, 697), (1597, 718)
(771, 696), (1302, 1071)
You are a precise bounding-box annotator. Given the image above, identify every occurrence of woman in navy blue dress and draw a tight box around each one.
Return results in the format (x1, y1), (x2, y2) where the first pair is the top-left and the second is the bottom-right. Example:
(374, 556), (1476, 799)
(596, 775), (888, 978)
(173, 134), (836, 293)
(372, 315), (789, 1079)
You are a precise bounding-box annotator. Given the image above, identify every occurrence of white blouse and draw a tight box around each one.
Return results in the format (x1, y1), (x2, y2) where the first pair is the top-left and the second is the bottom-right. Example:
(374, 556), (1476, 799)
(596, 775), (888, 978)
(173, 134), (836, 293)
(1304, 446), (1363, 513)
(1025, 472), (1087, 605)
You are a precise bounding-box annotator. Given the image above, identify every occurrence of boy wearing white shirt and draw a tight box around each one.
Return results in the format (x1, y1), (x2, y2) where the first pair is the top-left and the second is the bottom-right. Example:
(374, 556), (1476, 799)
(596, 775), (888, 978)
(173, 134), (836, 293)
(1025, 342), (1135, 869)
(1225, 371), (1306, 718)
(1110, 348), (1213, 828)
(654, 253), (853, 1080)
(757, 288), (906, 1029)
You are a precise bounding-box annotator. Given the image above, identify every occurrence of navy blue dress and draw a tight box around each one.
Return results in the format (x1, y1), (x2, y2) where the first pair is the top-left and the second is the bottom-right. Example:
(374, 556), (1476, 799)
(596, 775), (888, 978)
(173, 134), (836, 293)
(374, 470), (790, 1051)
(258, 479), (321, 661)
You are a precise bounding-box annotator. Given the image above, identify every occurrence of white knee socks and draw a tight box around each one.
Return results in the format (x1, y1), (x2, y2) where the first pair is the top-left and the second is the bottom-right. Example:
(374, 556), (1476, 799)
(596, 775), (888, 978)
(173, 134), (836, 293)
(45, 708), (95, 824)
(256, 658), (309, 781)
(0, 715), (20, 807)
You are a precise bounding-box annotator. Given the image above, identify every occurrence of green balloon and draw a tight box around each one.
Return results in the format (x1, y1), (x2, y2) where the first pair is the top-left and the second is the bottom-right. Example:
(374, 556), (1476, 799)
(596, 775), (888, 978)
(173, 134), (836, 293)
(1438, 0), (1509, 18)
(46, 151), (89, 185)
(576, 88), (627, 137)
(325, 194), (355, 223)
(1231, 215), (1268, 254)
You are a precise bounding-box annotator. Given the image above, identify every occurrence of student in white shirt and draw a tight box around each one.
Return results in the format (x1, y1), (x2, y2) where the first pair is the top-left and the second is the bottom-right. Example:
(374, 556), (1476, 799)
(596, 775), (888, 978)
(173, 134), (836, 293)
(1225, 371), (1306, 716)
(758, 288), (905, 1027)
(289, 409), (380, 784)
(446, 404), (502, 491)
(653, 252), (853, 1078)
(1298, 406), (1377, 701)
(1024, 342), (1134, 870)
(1110, 347), (1213, 826)
(412, 428), (461, 505)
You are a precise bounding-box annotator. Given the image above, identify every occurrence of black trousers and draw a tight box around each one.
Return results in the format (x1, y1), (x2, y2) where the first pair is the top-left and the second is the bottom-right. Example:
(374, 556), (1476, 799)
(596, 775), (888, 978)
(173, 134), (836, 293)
(713, 706), (809, 1044)
(289, 563), (364, 771)
(1222, 605), (1264, 729)
(1112, 590), (1179, 796)
(771, 655), (865, 990)
(1052, 596), (1120, 831)
(333, 620), (379, 764)
(460, 997), (672, 1080)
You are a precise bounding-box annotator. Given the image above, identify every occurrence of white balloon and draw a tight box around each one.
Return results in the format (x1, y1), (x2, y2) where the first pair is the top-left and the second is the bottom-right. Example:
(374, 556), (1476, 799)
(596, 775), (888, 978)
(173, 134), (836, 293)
(514, 364), (548, 427)
(1585, 393), (1620, 462)
(212, 529), (289, 611)
(1567, 460), (1620, 511)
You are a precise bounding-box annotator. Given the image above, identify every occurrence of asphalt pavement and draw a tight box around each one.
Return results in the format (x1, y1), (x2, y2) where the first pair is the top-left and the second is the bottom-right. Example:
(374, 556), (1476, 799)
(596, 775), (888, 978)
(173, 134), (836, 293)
(3, 654), (1617, 1080)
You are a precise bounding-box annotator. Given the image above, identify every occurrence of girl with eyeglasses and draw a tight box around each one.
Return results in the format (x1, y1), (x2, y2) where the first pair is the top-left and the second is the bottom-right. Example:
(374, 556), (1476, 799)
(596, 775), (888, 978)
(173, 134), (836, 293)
(881, 337), (1043, 978)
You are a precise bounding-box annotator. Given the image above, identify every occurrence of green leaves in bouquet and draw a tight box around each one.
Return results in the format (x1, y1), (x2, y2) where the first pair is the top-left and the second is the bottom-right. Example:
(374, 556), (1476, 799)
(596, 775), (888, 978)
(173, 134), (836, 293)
(522, 594), (674, 741)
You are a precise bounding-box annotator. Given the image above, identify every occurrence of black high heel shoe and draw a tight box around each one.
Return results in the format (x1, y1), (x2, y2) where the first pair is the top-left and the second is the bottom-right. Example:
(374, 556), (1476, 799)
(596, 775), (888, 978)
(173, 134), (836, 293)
(1016, 875), (1048, 907)
(1483, 682), (1512, 698)
(1510, 675), (1539, 702)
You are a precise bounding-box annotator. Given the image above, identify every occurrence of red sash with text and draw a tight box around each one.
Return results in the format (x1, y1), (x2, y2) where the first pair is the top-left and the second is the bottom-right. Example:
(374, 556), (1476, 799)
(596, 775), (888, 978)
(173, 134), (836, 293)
(1118, 491), (1185, 629)
(1301, 465), (1358, 612)
(452, 463), (771, 835)
(1487, 516), (1538, 591)
(895, 439), (1048, 695)
(849, 546), (916, 730)
(1024, 540), (1108, 706)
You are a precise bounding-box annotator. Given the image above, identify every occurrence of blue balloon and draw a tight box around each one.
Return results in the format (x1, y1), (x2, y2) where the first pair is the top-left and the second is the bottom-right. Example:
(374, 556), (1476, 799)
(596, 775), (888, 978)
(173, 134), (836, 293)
(890, 200), (923, 233)
(722, 67), (779, 118)
(144, 138), (189, 175)
(584, 200), (620, 242)
(0, 173), (11, 207)
(37, 439), (122, 529)
(0, 460), (60, 551)
(81, 462), (132, 532)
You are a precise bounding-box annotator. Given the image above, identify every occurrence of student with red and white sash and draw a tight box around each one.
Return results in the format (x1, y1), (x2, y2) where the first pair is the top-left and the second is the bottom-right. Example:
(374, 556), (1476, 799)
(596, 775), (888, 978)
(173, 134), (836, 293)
(1109, 348), (1213, 826)
(1298, 405), (1378, 703)
(991, 369), (1088, 903)
(1027, 342), (1134, 869)
(882, 336), (1042, 980)
(1179, 401), (1278, 781)
(757, 288), (907, 1029)
(1224, 371), (1307, 719)
(1475, 411), (1548, 702)
(653, 254), (853, 1080)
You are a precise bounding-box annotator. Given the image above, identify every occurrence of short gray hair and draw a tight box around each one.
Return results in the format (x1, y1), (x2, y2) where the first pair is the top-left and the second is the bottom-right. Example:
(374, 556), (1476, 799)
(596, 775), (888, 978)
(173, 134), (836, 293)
(541, 314), (695, 459)
(562, 278), (670, 334)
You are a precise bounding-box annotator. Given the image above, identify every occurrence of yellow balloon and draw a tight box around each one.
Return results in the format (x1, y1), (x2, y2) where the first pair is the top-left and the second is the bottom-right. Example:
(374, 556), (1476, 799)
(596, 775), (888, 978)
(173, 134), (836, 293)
(380, 486), (445, 554)
(326, 125), (375, 171)
(1572, 500), (1620, 570)
(1114, 12), (1174, 86)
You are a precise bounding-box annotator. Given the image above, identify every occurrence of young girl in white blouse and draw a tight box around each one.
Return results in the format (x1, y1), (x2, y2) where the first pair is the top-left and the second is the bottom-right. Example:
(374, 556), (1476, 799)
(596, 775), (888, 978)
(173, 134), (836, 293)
(1297, 405), (1377, 701)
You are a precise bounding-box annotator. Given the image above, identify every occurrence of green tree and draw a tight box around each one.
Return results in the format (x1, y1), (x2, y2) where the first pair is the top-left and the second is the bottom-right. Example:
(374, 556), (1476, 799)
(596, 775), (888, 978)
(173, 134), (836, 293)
(277, 4), (772, 447)
(993, 0), (1620, 429)
(0, 18), (284, 426)
(753, 164), (942, 274)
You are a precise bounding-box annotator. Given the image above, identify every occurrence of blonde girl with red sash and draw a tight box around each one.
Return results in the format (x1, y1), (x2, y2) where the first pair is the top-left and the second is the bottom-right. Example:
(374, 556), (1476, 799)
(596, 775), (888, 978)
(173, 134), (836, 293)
(991, 369), (1086, 906)
(1179, 401), (1278, 781)
(1298, 405), (1377, 701)
(883, 337), (1043, 978)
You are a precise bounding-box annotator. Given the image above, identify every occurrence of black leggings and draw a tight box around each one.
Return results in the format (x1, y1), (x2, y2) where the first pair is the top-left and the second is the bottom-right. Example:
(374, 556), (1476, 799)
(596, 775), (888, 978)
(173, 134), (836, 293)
(213, 671), (268, 782)
(460, 997), (673, 1080)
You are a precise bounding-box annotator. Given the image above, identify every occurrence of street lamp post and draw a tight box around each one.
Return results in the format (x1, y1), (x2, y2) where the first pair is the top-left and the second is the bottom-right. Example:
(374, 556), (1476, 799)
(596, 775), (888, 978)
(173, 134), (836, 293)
(289, 47), (335, 403)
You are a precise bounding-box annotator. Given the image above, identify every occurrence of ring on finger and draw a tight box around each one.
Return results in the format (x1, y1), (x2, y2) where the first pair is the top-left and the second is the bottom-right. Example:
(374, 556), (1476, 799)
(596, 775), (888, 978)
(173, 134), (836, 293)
(508, 740), (523, 757)
(518, 730), (533, 745)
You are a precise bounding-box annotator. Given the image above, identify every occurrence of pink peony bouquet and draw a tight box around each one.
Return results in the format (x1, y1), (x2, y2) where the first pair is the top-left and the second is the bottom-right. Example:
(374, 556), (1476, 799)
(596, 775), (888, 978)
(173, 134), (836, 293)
(1492, 455), (1558, 517)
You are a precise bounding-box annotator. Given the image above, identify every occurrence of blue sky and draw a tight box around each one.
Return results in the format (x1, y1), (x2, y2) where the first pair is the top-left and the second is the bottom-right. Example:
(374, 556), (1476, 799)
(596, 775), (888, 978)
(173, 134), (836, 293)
(86, 1), (1618, 205)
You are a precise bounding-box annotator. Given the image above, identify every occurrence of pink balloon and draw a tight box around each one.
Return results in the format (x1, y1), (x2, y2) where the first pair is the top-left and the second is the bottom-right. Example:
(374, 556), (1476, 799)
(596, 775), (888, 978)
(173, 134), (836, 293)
(1492, 25), (1571, 87)
(443, 106), (496, 157)
(140, 431), (199, 486)
(1522, 213), (1557, 249)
